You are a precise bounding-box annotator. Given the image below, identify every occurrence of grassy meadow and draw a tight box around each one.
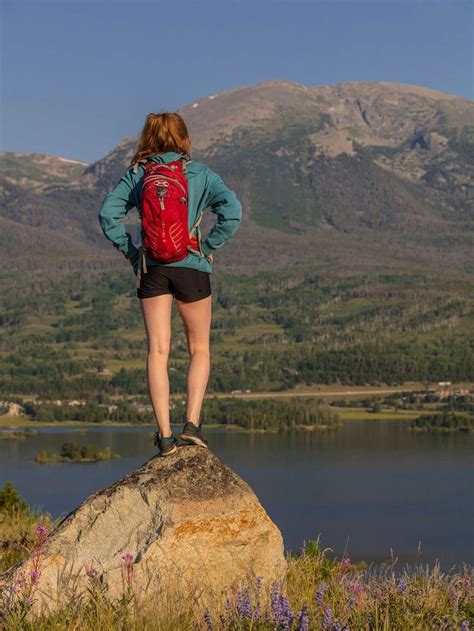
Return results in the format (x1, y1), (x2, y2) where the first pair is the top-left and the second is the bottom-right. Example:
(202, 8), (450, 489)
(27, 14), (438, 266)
(0, 483), (472, 631)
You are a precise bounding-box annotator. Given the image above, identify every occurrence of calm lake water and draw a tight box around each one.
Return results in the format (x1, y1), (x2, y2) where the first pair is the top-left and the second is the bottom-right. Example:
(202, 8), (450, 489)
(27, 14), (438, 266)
(1, 421), (472, 569)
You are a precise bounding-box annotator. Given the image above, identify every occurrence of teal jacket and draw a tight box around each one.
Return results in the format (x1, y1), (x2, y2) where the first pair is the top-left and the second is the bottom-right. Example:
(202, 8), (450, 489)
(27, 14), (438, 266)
(98, 151), (243, 275)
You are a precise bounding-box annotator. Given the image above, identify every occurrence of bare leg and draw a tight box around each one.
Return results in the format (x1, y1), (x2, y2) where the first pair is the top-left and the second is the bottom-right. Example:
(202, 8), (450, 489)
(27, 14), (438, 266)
(175, 295), (212, 425)
(139, 294), (173, 437)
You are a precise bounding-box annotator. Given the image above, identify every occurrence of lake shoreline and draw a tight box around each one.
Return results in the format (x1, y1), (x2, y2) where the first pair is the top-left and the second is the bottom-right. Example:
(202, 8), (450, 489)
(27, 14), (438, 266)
(0, 418), (407, 429)
(0, 410), (440, 428)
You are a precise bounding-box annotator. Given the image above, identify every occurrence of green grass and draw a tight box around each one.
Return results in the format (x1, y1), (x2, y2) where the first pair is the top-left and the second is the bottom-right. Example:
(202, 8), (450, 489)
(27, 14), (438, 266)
(335, 408), (423, 422)
(0, 501), (472, 630)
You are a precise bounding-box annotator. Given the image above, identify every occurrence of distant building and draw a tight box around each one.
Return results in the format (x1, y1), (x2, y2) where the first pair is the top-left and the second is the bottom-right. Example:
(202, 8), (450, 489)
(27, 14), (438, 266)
(0, 401), (23, 416)
(97, 404), (118, 413)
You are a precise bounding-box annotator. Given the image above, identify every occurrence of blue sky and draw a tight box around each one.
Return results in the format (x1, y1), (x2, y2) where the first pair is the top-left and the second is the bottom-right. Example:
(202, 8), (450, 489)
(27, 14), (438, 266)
(1, 0), (472, 163)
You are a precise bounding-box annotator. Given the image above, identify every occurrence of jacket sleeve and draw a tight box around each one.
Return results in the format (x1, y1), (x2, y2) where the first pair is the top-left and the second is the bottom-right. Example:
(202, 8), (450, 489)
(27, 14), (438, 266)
(98, 169), (140, 260)
(200, 168), (243, 257)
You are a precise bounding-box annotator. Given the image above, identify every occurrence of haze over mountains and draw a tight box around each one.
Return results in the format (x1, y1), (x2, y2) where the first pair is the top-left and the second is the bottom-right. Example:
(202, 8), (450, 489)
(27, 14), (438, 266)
(1, 80), (473, 275)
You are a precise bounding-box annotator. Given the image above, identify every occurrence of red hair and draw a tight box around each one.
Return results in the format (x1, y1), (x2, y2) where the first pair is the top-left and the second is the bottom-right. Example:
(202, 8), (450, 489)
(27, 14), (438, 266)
(130, 112), (192, 169)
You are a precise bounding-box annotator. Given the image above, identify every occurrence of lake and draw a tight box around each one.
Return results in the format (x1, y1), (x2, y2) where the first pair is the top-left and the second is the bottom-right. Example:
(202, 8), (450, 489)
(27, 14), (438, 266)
(1, 420), (472, 569)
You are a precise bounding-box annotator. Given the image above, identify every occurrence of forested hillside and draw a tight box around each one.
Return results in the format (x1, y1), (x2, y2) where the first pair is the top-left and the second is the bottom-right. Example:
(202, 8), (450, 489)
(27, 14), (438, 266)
(1, 264), (472, 402)
(1, 80), (473, 408)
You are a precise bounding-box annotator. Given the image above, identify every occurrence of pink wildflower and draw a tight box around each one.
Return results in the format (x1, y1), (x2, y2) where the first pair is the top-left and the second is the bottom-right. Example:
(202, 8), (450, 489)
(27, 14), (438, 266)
(84, 561), (97, 578)
(121, 552), (134, 589)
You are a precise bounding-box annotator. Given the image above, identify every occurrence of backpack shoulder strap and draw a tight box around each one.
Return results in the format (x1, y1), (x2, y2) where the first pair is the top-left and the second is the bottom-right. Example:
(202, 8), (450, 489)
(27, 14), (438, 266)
(179, 156), (192, 175)
(132, 156), (151, 174)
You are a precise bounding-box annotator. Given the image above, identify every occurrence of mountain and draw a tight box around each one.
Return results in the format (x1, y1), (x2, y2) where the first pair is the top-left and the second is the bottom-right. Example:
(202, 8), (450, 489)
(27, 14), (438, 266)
(1, 80), (473, 274)
(0, 152), (88, 191)
(0, 152), (97, 260)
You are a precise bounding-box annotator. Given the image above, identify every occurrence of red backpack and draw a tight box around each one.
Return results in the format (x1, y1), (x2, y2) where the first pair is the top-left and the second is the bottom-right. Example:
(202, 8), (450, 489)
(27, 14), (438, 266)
(141, 157), (202, 260)
(134, 157), (204, 287)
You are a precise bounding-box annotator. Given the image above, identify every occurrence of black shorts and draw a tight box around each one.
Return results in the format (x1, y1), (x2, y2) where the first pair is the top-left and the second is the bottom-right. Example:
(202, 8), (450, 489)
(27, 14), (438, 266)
(136, 265), (211, 302)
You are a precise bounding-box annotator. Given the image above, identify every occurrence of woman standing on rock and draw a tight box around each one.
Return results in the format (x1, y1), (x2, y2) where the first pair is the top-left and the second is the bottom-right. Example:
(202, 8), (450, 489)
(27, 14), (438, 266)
(98, 112), (243, 456)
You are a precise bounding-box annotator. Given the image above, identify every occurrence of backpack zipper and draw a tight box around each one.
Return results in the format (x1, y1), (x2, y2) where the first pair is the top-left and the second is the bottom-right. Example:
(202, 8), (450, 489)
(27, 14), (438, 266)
(146, 173), (187, 197)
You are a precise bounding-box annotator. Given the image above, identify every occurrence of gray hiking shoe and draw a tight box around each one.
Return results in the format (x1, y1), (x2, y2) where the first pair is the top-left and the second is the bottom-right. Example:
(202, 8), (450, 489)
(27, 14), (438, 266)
(153, 432), (178, 456)
(180, 421), (208, 448)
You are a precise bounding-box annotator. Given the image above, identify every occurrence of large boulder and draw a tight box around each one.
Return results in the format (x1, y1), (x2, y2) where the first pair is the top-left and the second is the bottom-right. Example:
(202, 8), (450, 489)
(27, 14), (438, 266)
(1, 446), (286, 617)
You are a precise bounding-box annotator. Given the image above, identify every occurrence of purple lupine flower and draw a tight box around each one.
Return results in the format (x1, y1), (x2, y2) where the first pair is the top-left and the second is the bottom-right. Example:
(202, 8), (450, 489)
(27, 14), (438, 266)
(253, 602), (262, 621)
(255, 576), (264, 593)
(396, 577), (406, 594)
(271, 583), (294, 629)
(271, 581), (280, 608)
(449, 588), (460, 614)
(217, 598), (231, 626)
(348, 595), (356, 610)
(460, 622), (470, 631)
(316, 581), (328, 606)
(288, 607), (295, 628)
(271, 581), (281, 621)
(332, 619), (342, 631)
(280, 593), (294, 626)
(297, 604), (309, 631)
(203, 608), (213, 631)
(323, 606), (333, 630)
(460, 574), (471, 596)
(236, 586), (252, 620)
(272, 593), (287, 623)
